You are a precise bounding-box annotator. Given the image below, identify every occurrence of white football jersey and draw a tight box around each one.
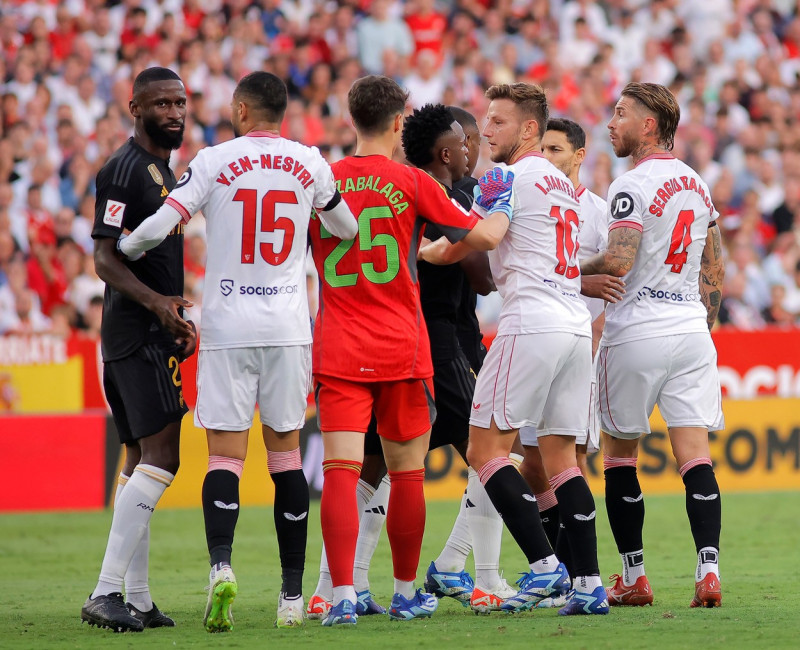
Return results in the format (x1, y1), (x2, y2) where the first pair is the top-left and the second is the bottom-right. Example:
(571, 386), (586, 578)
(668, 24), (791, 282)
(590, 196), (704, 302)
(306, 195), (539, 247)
(602, 153), (718, 345)
(576, 185), (608, 322)
(484, 153), (590, 338)
(164, 132), (339, 350)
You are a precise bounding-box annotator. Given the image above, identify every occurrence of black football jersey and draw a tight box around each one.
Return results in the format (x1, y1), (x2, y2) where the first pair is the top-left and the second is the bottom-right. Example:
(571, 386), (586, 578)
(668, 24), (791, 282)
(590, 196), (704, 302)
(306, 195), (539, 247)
(419, 178), (481, 363)
(92, 138), (183, 361)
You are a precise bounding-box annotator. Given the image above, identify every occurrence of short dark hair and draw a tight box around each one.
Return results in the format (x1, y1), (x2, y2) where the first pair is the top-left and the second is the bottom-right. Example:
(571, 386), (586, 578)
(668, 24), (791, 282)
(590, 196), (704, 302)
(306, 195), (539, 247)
(545, 117), (586, 151)
(234, 72), (288, 122)
(132, 67), (182, 98)
(621, 82), (680, 151)
(348, 75), (409, 136)
(485, 82), (548, 134)
(402, 104), (456, 167)
(447, 105), (478, 134)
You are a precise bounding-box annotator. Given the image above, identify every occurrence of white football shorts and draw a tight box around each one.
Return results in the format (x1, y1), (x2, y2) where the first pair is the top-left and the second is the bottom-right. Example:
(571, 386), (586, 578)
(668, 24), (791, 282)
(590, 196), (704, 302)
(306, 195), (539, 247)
(471, 332), (591, 436)
(520, 356), (600, 451)
(194, 344), (312, 432)
(597, 332), (724, 439)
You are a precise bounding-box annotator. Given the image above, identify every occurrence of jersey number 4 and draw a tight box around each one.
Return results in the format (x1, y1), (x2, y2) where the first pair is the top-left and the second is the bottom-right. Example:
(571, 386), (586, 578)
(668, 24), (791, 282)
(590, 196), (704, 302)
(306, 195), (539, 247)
(665, 209), (694, 273)
(234, 188), (296, 266)
(550, 206), (580, 278)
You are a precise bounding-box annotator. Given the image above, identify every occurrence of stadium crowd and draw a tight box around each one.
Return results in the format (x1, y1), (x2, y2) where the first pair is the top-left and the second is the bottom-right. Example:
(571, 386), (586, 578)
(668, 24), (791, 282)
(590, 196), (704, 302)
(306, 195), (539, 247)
(1, 0), (800, 337)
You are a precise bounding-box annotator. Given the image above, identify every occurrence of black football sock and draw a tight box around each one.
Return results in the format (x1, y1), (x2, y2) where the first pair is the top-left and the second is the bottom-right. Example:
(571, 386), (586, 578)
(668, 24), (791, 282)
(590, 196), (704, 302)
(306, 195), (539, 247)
(202, 469), (240, 567)
(681, 464), (721, 552)
(604, 465), (644, 554)
(539, 504), (560, 549)
(481, 465), (553, 563)
(554, 475), (599, 577)
(272, 468), (309, 598)
(555, 521), (575, 579)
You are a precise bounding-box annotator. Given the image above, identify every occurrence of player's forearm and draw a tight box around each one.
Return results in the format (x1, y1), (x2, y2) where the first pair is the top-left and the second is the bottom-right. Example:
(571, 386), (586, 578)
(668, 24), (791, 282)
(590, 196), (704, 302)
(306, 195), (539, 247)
(119, 203), (183, 258)
(581, 227), (640, 277)
(700, 225), (725, 330)
(319, 195), (357, 240)
(94, 241), (168, 313)
(463, 211), (509, 251)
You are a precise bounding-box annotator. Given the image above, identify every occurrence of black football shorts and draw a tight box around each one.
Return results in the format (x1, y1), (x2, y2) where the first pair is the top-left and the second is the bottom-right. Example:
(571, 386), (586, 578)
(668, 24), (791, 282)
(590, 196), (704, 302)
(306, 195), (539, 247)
(428, 351), (475, 450)
(103, 343), (189, 444)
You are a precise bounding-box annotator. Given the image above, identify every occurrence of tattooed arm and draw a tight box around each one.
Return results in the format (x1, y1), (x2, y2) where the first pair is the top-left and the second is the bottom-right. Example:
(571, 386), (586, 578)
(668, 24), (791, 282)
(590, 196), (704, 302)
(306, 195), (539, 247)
(580, 226), (642, 277)
(700, 224), (725, 330)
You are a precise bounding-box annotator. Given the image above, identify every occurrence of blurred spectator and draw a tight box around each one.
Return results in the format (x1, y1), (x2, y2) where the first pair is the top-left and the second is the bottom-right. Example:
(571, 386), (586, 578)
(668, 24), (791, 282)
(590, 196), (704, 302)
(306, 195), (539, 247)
(0, 0), (797, 335)
(718, 271), (767, 330)
(762, 283), (796, 326)
(357, 0), (414, 75)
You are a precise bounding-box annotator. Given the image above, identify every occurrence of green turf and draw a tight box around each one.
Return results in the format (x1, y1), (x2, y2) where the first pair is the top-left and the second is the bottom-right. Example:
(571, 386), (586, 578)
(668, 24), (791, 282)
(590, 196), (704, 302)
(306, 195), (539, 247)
(1, 492), (798, 648)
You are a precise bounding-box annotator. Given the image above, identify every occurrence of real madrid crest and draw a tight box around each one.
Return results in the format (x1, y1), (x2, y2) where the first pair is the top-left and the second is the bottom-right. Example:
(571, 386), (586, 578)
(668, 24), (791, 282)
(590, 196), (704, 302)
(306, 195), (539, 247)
(147, 163), (164, 186)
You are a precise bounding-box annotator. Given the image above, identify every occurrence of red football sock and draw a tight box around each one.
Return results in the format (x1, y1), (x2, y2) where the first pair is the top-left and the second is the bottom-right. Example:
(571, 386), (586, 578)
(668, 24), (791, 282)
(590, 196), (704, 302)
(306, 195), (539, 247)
(320, 459), (362, 587)
(386, 468), (426, 582)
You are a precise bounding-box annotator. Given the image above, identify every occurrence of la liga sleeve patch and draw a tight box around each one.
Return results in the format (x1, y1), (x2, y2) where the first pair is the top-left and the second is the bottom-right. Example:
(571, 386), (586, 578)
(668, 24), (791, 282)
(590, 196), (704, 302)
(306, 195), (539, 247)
(103, 199), (126, 227)
(610, 191), (635, 219)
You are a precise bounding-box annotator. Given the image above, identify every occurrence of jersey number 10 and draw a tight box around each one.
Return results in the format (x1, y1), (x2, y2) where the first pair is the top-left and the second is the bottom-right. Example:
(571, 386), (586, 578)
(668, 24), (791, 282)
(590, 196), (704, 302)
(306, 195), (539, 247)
(550, 206), (580, 278)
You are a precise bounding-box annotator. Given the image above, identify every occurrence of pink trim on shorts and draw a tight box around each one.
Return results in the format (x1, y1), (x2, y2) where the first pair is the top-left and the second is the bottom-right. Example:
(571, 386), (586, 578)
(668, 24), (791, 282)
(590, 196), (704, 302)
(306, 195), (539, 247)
(208, 455), (244, 478)
(267, 448), (302, 474)
(500, 336), (517, 429)
(548, 466), (582, 491)
(603, 456), (638, 471)
(477, 457), (513, 485)
(535, 488), (558, 512)
(678, 457), (712, 477)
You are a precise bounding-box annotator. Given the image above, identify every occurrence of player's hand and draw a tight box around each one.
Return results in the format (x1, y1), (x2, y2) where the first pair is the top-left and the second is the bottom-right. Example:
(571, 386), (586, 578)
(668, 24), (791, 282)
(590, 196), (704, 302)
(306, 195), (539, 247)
(416, 236), (433, 260)
(116, 232), (144, 261)
(147, 294), (194, 339)
(581, 274), (625, 302)
(475, 167), (515, 220)
(177, 320), (197, 361)
(418, 236), (452, 265)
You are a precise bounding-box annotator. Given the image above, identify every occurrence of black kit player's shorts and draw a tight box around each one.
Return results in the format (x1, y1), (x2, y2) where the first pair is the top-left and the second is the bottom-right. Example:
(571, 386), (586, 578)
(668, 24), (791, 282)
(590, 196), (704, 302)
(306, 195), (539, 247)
(428, 351), (475, 450)
(103, 343), (189, 444)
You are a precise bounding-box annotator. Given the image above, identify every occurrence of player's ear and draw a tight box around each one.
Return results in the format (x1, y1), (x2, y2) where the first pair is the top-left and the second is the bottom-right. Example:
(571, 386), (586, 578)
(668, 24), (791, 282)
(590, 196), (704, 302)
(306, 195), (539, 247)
(575, 147), (586, 166)
(393, 113), (403, 133)
(129, 99), (139, 119)
(440, 145), (450, 165)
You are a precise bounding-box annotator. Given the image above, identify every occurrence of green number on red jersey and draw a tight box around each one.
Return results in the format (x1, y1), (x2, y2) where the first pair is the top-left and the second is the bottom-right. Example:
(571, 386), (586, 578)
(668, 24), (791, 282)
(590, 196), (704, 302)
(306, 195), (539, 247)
(321, 206), (400, 287)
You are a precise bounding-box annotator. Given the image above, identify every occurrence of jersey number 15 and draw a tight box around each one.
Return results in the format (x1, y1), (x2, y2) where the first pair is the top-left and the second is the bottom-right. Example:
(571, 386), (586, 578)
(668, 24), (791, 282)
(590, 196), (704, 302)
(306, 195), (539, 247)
(234, 188), (297, 266)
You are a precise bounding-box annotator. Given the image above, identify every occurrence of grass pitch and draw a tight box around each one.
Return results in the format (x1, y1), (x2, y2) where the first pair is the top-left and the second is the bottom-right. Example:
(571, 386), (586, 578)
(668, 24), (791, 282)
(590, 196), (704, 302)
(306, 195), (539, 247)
(1, 491), (798, 649)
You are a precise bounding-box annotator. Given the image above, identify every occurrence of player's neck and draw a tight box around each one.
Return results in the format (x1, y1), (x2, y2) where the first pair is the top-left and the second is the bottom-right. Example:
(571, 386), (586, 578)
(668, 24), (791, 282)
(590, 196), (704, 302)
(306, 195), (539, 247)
(568, 171), (580, 190)
(508, 139), (541, 165)
(245, 122), (280, 135)
(630, 141), (668, 166)
(354, 132), (395, 158)
(133, 128), (171, 161)
(424, 164), (453, 189)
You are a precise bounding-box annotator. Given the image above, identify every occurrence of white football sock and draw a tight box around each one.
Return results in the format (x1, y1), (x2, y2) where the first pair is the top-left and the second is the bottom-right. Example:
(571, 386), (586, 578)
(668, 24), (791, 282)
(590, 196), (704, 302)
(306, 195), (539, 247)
(354, 475), (390, 592)
(393, 579), (415, 600)
(113, 473), (154, 611)
(92, 464), (173, 598)
(434, 492), (471, 573)
(466, 468), (503, 590)
(621, 549), (646, 585)
(574, 575), (603, 593)
(332, 585), (357, 606)
(530, 554), (559, 574)
(696, 546), (720, 580)
(313, 543), (333, 600)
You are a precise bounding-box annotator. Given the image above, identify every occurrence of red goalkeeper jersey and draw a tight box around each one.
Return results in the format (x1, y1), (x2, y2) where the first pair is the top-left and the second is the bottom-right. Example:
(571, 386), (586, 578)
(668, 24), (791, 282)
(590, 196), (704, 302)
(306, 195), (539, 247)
(309, 154), (478, 381)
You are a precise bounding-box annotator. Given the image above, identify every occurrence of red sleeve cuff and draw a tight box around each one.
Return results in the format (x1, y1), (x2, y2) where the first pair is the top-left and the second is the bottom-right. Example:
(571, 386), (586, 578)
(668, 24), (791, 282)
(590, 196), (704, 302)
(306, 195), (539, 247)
(165, 196), (191, 224)
(609, 220), (642, 232)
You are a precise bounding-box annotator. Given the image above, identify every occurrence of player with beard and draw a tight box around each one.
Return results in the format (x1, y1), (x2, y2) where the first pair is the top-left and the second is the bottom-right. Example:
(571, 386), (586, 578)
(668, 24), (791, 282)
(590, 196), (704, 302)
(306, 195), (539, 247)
(82, 67), (195, 633)
(420, 83), (608, 616)
(120, 72), (358, 631)
(519, 118), (624, 607)
(580, 82), (725, 609)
